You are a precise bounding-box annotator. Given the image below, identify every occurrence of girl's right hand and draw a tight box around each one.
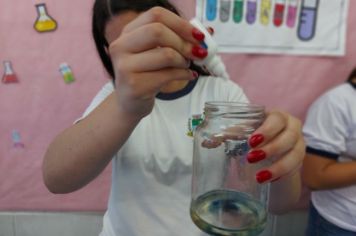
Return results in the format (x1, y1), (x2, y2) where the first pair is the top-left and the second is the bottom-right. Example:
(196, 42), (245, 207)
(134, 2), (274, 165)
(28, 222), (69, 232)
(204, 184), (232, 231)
(108, 7), (208, 119)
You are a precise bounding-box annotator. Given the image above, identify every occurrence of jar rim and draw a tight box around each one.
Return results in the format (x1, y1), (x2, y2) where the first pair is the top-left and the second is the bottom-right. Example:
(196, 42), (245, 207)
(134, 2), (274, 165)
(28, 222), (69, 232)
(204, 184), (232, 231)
(205, 101), (265, 111)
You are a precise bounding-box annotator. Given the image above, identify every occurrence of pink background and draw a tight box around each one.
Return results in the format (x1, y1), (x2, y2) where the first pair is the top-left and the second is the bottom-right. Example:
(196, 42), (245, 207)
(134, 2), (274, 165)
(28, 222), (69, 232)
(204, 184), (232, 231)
(0, 0), (355, 211)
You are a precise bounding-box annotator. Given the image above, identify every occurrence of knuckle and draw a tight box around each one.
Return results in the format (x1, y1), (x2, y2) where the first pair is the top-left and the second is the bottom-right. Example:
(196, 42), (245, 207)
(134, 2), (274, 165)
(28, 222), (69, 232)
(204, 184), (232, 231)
(286, 129), (300, 144)
(148, 7), (165, 22)
(276, 110), (288, 124)
(162, 48), (178, 63)
(108, 39), (124, 56)
(149, 23), (165, 39)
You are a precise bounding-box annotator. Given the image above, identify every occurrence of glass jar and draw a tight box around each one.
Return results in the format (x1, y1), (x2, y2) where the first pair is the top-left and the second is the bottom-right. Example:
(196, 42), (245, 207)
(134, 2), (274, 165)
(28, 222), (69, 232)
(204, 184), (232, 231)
(190, 102), (269, 236)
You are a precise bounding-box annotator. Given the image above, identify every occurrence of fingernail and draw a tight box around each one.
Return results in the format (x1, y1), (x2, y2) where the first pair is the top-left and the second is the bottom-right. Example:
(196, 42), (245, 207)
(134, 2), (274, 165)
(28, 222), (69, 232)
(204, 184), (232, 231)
(249, 134), (264, 148)
(207, 26), (215, 35)
(256, 170), (272, 183)
(192, 28), (205, 41)
(192, 46), (208, 58)
(192, 70), (199, 79)
(247, 150), (266, 163)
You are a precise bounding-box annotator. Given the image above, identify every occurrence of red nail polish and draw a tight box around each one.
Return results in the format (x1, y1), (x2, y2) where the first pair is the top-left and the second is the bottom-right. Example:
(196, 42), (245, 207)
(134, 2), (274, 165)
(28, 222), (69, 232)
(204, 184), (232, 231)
(249, 134), (264, 148)
(247, 150), (266, 163)
(192, 46), (208, 58)
(192, 71), (199, 79)
(256, 170), (272, 183)
(207, 27), (215, 35)
(192, 28), (205, 41)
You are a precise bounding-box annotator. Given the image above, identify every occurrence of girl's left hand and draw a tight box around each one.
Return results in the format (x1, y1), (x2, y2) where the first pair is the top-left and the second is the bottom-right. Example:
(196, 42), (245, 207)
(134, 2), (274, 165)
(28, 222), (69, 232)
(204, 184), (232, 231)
(201, 109), (305, 183)
(247, 110), (305, 183)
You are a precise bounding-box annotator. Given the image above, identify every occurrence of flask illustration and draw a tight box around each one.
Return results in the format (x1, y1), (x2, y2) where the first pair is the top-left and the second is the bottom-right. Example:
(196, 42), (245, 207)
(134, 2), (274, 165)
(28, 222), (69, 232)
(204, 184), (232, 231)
(287, 0), (300, 28)
(233, 0), (244, 23)
(206, 0), (218, 21)
(298, 0), (319, 41)
(260, 0), (272, 26)
(12, 130), (25, 148)
(219, 0), (231, 23)
(59, 63), (75, 84)
(246, 0), (257, 24)
(2, 61), (19, 84)
(273, 0), (286, 27)
(34, 3), (58, 33)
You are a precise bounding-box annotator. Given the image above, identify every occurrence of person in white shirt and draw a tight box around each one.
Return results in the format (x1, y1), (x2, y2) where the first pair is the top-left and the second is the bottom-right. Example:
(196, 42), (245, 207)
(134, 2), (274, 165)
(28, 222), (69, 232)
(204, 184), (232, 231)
(42, 1), (305, 235)
(303, 68), (356, 236)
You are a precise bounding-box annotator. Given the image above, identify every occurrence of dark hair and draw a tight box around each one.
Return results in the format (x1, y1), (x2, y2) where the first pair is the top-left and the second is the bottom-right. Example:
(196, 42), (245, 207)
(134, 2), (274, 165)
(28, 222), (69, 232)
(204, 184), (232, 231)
(92, 0), (208, 80)
(347, 68), (356, 83)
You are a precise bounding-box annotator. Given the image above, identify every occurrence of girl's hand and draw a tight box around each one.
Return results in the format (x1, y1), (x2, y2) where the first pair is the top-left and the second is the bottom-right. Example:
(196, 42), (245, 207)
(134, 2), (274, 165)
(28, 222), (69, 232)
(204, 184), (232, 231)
(201, 110), (305, 183)
(108, 7), (207, 119)
(247, 110), (305, 183)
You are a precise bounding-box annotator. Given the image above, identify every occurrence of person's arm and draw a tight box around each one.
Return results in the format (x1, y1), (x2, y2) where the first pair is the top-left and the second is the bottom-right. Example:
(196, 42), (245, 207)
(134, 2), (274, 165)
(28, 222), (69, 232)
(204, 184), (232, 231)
(302, 153), (356, 190)
(43, 93), (141, 193)
(302, 88), (353, 190)
(43, 7), (207, 194)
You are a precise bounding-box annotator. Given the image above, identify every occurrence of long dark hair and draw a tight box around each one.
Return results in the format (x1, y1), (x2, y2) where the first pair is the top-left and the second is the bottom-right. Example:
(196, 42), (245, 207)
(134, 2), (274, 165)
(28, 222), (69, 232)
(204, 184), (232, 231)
(347, 68), (356, 83)
(92, 0), (208, 80)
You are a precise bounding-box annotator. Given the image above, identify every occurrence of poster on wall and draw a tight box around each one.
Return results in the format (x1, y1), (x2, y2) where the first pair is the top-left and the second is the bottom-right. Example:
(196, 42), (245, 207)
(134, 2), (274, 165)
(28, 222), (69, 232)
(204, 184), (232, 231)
(195, 0), (349, 56)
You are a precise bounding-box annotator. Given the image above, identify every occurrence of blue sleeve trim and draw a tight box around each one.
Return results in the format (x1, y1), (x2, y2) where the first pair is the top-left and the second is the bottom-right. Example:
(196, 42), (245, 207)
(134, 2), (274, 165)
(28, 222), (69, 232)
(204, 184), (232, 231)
(306, 146), (339, 160)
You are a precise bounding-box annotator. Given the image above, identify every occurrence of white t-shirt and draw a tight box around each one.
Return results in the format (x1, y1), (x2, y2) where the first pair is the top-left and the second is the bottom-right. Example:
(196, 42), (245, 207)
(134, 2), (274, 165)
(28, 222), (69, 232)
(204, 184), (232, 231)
(303, 82), (356, 231)
(80, 76), (263, 236)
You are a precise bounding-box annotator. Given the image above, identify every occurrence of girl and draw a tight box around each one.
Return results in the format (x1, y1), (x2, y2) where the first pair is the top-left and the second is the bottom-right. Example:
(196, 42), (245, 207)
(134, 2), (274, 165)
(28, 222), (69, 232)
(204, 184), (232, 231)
(43, 0), (305, 235)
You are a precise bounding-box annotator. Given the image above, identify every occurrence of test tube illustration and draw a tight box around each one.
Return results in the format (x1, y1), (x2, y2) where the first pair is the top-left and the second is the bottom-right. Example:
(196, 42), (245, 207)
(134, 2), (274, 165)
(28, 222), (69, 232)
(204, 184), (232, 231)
(273, 0), (286, 27)
(34, 3), (57, 33)
(287, 0), (300, 28)
(59, 63), (75, 84)
(2, 61), (19, 84)
(260, 0), (272, 26)
(220, 0), (231, 23)
(298, 0), (319, 41)
(206, 0), (218, 21)
(246, 0), (257, 24)
(12, 130), (25, 148)
(233, 0), (244, 23)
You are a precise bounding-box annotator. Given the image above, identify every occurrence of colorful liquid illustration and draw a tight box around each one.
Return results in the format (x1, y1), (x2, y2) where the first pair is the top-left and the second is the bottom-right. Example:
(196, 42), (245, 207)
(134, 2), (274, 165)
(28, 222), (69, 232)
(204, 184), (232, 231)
(206, 0), (218, 21)
(34, 3), (57, 33)
(260, 0), (272, 25)
(2, 61), (18, 84)
(246, 0), (257, 24)
(12, 130), (25, 148)
(220, 0), (231, 22)
(233, 0), (244, 23)
(298, 0), (319, 41)
(273, 0), (286, 27)
(59, 63), (75, 84)
(287, 0), (300, 28)
(202, 0), (320, 41)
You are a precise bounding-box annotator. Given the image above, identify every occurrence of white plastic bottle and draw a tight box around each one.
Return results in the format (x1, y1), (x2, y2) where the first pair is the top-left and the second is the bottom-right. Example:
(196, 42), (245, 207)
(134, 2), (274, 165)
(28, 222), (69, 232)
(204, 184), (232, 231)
(189, 18), (229, 80)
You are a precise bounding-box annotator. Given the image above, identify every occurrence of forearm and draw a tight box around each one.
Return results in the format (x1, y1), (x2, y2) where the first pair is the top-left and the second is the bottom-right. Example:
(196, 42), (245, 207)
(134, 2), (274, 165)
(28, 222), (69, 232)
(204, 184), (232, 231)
(43, 93), (141, 193)
(303, 161), (356, 190)
(268, 170), (301, 214)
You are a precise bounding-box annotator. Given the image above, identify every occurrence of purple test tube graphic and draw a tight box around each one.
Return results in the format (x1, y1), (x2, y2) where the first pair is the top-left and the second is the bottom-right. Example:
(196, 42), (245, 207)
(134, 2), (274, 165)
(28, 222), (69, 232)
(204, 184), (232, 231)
(298, 0), (319, 41)
(246, 0), (257, 24)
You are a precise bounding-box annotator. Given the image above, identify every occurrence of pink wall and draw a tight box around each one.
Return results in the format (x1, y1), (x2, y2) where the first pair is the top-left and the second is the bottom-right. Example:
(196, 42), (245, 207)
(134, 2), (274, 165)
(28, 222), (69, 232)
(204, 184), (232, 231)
(0, 0), (355, 211)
